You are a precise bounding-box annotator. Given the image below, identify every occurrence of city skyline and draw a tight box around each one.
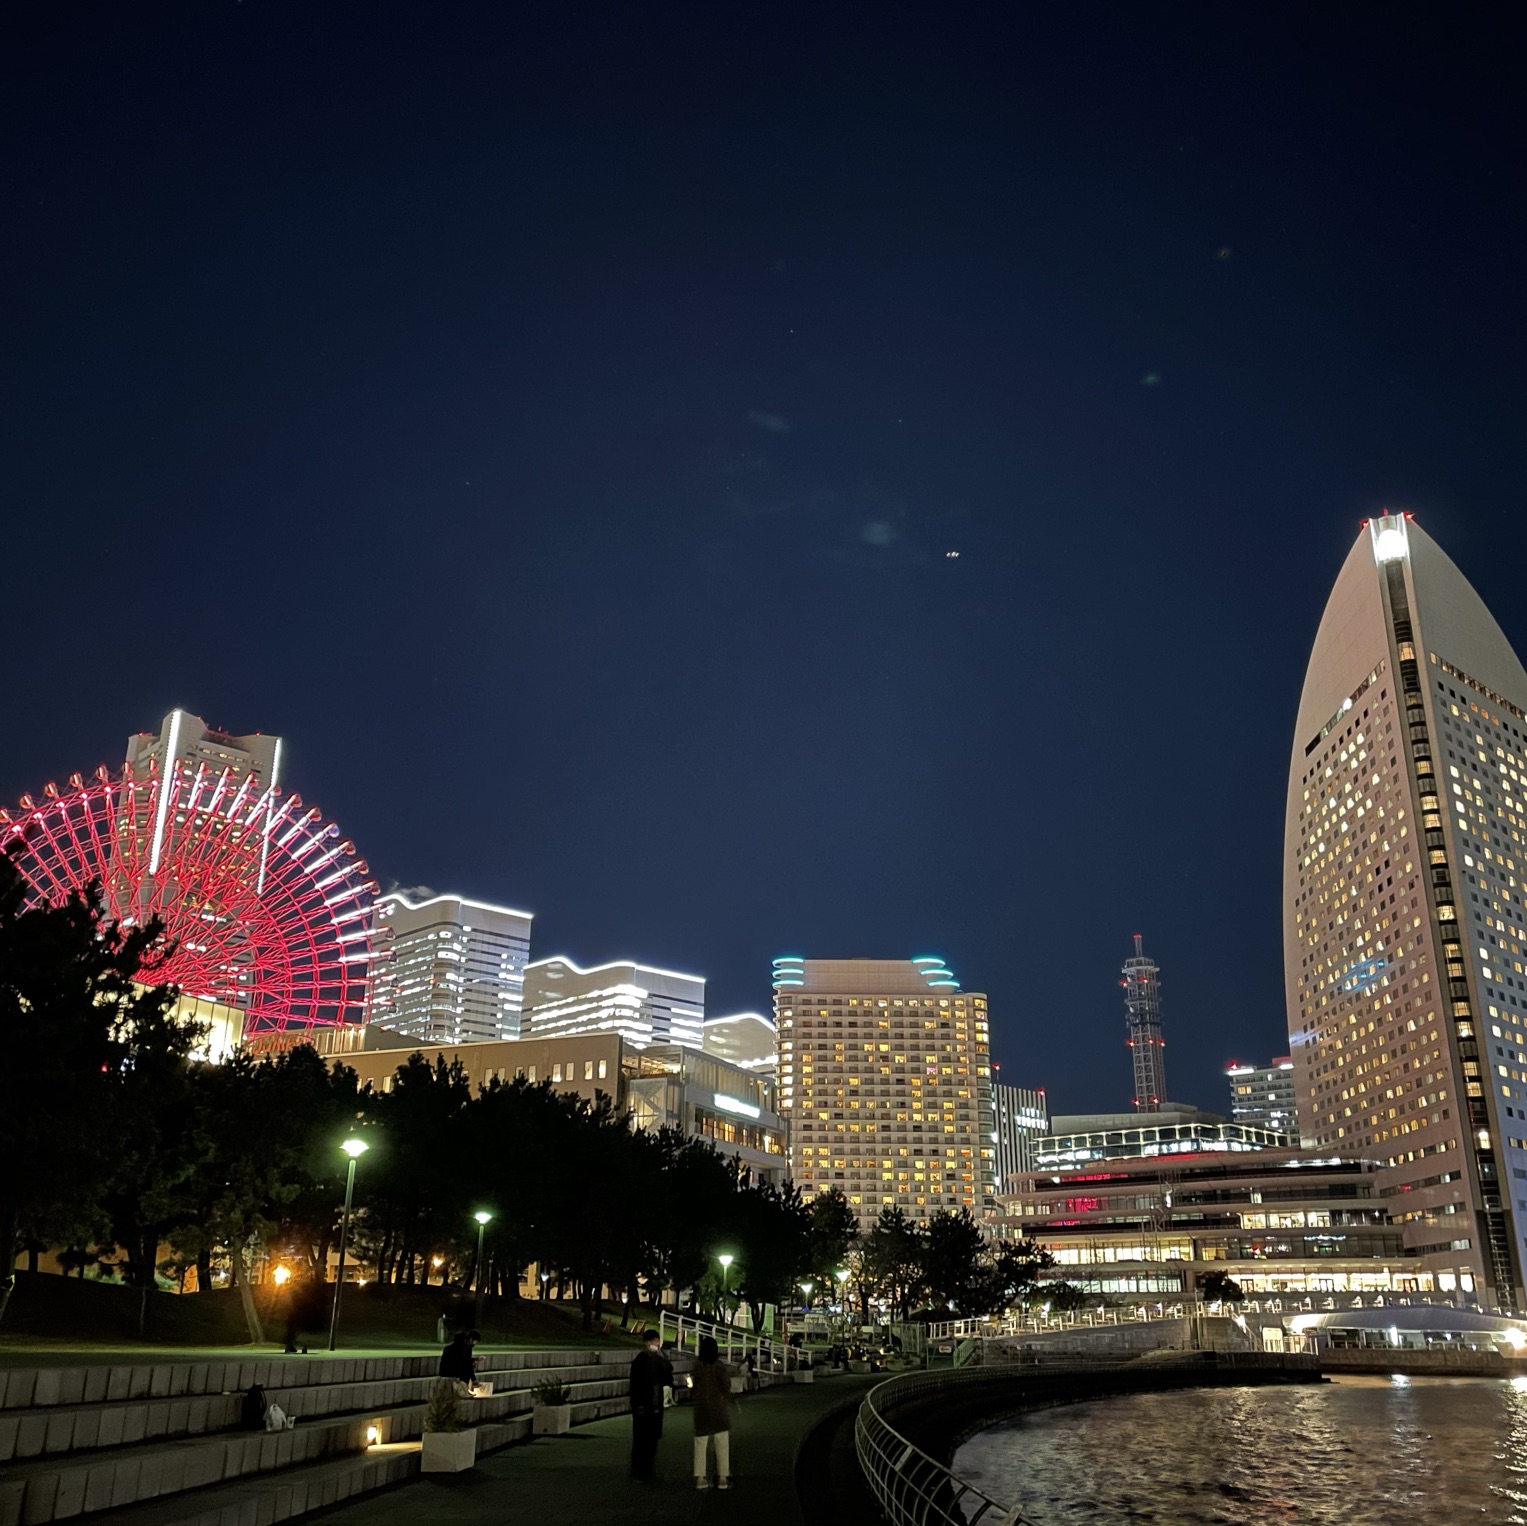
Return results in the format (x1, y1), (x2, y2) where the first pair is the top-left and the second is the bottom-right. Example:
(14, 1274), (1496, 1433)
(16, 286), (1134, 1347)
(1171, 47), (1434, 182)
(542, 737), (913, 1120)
(8, 7), (1526, 1118)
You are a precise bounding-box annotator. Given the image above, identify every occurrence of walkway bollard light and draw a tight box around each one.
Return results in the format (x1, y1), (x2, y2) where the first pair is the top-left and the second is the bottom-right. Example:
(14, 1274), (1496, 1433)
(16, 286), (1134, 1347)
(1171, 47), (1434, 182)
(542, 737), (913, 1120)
(327, 1137), (369, 1351)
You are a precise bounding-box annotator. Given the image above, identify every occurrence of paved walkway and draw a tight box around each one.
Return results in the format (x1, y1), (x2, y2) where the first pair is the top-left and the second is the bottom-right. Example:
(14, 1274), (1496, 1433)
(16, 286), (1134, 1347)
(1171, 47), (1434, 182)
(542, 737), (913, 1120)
(309, 1376), (880, 1526)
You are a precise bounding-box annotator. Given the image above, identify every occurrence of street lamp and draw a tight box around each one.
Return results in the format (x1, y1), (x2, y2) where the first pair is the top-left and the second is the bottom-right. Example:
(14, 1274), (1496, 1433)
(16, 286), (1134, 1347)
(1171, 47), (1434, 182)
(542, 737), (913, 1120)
(540, 1270), (550, 1300)
(272, 1264), (295, 1352)
(327, 1137), (369, 1351)
(718, 1254), (734, 1327)
(473, 1211), (493, 1330)
(835, 1268), (851, 1344)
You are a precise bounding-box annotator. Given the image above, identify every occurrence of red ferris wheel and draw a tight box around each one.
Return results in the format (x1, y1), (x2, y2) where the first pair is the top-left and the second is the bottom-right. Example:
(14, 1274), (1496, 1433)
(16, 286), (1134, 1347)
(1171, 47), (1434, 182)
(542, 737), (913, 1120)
(1, 759), (381, 1033)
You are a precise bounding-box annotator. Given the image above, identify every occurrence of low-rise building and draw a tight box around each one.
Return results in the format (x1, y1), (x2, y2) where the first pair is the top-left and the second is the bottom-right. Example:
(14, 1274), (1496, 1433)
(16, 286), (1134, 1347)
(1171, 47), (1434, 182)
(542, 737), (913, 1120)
(1034, 1106), (1290, 1171)
(317, 1025), (786, 1185)
(998, 1149), (1438, 1298)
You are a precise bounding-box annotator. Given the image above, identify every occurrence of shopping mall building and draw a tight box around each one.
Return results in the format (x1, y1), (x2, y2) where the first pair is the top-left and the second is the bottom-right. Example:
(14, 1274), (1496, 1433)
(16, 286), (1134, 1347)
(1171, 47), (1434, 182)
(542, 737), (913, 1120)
(997, 1149), (1456, 1299)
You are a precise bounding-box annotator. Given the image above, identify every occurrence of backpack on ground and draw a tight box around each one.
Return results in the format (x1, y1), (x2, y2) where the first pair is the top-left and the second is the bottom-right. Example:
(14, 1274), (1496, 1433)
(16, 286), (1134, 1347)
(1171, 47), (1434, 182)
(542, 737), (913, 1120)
(240, 1384), (268, 1431)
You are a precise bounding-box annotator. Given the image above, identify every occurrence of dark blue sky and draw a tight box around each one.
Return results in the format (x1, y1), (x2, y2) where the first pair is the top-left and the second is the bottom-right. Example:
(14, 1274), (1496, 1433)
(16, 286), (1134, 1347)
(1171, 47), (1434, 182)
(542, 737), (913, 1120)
(6, 4), (1525, 1115)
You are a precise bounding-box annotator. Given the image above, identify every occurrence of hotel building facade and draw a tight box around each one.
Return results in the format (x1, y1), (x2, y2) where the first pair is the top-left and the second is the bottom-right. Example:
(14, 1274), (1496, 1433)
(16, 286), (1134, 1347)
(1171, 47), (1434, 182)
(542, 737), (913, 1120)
(773, 956), (995, 1232)
(1285, 513), (1527, 1309)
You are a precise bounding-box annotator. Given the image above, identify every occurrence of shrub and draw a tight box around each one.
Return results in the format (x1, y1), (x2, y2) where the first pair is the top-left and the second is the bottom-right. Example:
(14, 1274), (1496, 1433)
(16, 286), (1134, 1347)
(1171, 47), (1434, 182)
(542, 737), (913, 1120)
(424, 1380), (468, 1433)
(532, 1379), (571, 1406)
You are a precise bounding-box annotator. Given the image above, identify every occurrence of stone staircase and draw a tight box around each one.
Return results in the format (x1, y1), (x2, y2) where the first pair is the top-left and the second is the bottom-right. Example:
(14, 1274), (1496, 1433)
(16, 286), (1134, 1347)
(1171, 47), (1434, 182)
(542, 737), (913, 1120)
(0, 1348), (639, 1526)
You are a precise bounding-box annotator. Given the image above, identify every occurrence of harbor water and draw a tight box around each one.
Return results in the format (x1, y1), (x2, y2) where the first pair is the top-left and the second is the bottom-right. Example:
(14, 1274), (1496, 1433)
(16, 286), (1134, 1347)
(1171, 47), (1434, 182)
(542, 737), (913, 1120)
(952, 1375), (1527, 1524)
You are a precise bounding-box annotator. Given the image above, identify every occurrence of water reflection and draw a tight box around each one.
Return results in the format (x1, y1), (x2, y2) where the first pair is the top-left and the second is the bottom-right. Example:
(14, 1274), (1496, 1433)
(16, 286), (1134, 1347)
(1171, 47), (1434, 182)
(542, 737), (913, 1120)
(951, 1377), (1527, 1524)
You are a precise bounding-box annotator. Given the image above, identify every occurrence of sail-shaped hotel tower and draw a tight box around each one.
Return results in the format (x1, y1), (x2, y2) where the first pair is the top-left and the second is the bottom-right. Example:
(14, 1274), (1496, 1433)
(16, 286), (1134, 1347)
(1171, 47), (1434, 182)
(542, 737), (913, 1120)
(1286, 514), (1527, 1311)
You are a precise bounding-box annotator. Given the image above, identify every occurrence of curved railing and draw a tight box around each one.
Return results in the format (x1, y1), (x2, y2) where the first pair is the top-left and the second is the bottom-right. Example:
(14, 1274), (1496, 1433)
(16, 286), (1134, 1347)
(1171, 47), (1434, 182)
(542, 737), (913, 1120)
(854, 1353), (1318, 1526)
(854, 1367), (1040, 1526)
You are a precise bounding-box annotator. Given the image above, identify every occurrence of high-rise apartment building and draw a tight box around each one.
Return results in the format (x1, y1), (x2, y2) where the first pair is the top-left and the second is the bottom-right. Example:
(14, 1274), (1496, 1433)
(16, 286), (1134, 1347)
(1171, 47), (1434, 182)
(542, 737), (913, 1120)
(522, 956), (704, 1049)
(1225, 1057), (1297, 1136)
(992, 1077), (1049, 1191)
(1285, 513), (1527, 1309)
(366, 890), (533, 1044)
(772, 956), (995, 1232)
(1122, 935), (1167, 1112)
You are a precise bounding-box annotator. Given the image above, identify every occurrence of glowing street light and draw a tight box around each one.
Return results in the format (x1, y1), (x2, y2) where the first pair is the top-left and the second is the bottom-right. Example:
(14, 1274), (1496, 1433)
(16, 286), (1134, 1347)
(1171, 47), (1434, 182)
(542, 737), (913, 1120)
(271, 1265), (291, 1288)
(540, 1270), (551, 1300)
(473, 1211), (494, 1330)
(328, 1137), (369, 1351)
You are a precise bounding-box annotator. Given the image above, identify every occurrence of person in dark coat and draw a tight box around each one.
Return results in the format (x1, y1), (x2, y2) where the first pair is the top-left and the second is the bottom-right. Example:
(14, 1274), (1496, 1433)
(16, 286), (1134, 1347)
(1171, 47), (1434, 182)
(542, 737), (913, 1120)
(690, 1335), (733, 1489)
(629, 1328), (672, 1481)
(438, 1330), (479, 1384)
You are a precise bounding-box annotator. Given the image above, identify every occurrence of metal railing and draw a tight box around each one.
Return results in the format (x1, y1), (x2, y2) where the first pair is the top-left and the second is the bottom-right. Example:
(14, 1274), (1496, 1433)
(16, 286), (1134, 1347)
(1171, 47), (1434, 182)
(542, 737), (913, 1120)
(854, 1368), (1039, 1526)
(854, 1354), (1320, 1526)
(658, 1310), (801, 1372)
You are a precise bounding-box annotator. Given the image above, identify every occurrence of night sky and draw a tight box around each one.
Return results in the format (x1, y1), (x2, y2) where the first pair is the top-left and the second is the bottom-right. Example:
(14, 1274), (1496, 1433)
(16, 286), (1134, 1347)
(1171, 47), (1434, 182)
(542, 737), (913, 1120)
(7, 5), (1526, 1116)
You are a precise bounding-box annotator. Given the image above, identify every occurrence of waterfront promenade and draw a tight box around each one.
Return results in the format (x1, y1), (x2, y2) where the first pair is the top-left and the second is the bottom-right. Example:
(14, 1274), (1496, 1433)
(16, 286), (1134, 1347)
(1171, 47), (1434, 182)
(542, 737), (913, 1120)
(305, 1376), (880, 1526)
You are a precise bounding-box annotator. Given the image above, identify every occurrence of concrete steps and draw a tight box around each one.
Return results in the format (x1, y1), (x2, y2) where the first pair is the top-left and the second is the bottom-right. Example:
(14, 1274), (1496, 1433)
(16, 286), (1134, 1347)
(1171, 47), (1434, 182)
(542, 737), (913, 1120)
(0, 1351), (637, 1526)
(0, 1364), (617, 1461)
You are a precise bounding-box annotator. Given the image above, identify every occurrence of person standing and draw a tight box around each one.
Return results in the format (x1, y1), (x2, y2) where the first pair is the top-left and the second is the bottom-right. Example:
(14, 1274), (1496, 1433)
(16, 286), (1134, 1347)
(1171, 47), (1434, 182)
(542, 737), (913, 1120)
(629, 1328), (671, 1481)
(690, 1335), (733, 1490)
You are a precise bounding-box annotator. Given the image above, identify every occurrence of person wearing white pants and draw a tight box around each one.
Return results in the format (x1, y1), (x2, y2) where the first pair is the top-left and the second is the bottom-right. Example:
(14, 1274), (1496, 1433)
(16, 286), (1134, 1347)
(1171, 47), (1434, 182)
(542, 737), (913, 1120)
(689, 1335), (734, 1489)
(693, 1429), (730, 1487)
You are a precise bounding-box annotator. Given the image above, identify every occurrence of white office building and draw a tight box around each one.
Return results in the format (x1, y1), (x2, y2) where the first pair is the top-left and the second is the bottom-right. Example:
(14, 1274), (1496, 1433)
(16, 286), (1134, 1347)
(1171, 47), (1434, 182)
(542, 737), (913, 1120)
(367, 890), (533, 1044)
(702, 1012), (777, 1070)
(1225, 1057), (1298, 1136)
(521, 956), (704, 1049)
(992, 1079), (1050, 1191)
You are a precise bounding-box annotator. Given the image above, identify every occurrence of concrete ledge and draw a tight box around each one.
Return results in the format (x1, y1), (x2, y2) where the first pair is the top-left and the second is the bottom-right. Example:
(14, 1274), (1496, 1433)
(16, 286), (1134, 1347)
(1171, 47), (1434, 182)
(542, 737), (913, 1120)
(1, 1381), (635, 1524)
(0, 1363), (620, 1461)
(0, 1350), (627, 1415)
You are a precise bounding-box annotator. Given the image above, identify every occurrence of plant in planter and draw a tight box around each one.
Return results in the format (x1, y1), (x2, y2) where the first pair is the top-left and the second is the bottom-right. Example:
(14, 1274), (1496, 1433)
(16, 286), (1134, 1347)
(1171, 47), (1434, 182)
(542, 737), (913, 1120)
(421, 1380), (478, 1472)
(531, 1378), (574, 1436)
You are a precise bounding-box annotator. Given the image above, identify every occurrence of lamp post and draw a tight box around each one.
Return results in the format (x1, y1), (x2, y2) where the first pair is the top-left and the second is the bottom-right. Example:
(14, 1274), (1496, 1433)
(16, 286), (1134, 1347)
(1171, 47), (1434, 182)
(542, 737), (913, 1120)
(327, 1137), (369, 1352)
(718, 1254), (734, 1327)
(540, 1270), (550, 1300)
(835, 1267), (851, 1345)
(473, 1211), (493, 1331)
(271, 1265), (295, 1353)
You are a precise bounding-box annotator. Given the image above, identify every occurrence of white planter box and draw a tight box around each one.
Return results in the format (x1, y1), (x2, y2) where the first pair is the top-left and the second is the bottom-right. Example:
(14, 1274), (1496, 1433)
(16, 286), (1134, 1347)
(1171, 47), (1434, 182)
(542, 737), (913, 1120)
(792, 1368), (814, 1384)
(532, 1403), (572, 1436)
(421, 1428), (478, 1472)
(730, 1376), (747, 1394)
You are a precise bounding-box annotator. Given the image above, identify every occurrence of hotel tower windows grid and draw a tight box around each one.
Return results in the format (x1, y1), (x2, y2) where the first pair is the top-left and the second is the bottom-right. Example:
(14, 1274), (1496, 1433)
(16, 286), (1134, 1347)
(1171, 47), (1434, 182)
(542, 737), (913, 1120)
(772, 956), (996, 1235)
(1285, 514), (1527, 1309)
